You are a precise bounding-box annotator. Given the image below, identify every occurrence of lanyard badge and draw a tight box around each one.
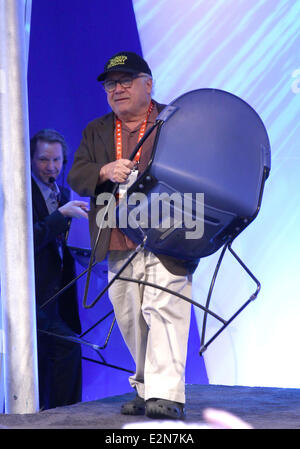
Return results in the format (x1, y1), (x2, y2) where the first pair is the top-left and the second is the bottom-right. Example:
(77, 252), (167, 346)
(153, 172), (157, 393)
(115, 101), (153, 199)
(118, 168), (138, 199)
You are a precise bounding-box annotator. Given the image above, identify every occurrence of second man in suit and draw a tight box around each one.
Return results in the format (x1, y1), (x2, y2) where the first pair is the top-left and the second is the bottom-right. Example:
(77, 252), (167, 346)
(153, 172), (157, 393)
(31, 128), (88, 410)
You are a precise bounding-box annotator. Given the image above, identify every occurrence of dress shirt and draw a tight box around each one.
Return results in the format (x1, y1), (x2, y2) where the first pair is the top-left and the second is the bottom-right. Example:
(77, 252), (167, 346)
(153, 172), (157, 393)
(32, 173), (61, 214)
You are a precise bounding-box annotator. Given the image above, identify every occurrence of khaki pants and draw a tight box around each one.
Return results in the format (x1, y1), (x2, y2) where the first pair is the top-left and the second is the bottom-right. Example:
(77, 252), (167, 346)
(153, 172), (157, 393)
(108, 249), (191, 404)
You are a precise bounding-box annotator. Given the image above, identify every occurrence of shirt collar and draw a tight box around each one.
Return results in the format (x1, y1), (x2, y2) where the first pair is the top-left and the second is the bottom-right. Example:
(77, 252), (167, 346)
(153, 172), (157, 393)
(114, 100), (157, 132)
(32, 173), (60, 200)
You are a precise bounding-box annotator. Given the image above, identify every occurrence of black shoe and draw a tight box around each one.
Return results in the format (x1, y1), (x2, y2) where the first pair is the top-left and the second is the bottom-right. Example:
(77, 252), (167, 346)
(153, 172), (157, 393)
(121, 394), (145, 415)
(145, 398), (186, 420)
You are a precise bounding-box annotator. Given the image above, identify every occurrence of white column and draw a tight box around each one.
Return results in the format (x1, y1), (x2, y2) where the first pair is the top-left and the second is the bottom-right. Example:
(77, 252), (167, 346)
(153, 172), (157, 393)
(0, 0), (39, 413)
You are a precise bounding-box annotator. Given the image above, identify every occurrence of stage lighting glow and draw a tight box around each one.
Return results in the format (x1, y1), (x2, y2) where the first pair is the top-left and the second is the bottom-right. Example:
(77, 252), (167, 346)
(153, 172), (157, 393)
(133, 0), (300, 388)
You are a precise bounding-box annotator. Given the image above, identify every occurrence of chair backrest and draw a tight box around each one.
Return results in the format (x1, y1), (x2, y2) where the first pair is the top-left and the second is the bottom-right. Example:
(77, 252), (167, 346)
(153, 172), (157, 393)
(117, 88), (271, 261)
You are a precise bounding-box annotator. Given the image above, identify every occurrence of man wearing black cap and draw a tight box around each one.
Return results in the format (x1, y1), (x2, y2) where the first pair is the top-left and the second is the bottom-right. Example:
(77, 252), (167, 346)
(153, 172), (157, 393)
(68, 52), (195, 420)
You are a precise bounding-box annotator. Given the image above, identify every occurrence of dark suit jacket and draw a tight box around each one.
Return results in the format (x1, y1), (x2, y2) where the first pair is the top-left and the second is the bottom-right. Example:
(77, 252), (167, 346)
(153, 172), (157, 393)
(32, 178), (81, 334)
(67, 101), (198, 275)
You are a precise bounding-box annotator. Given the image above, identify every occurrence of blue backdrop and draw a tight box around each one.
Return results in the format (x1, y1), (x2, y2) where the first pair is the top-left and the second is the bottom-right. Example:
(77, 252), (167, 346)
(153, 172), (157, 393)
(132, 0), (300, 388)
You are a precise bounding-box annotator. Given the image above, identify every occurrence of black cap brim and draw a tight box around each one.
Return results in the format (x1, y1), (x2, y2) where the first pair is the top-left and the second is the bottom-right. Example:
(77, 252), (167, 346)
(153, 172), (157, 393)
(97, 67), (140, 82)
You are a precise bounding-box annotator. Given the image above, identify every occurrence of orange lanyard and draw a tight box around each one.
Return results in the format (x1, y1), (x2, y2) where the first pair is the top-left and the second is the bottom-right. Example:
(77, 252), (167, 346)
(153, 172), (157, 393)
(115, 101), (154, 163)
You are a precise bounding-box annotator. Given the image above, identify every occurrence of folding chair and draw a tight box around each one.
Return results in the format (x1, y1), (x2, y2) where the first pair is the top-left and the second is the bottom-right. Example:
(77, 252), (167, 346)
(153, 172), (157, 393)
(113, 88), (271, 353)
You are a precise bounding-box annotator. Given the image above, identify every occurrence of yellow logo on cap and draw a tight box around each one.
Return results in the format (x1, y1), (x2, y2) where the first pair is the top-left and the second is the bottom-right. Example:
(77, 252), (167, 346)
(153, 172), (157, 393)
(107, 55), (128, 69)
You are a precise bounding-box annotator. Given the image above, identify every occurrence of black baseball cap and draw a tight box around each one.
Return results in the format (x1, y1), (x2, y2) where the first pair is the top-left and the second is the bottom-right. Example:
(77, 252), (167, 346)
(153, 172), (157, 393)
(97, 51), (152, 82)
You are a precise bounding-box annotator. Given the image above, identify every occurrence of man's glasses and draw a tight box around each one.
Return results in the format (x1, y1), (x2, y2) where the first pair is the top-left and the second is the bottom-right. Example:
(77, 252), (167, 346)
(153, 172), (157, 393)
(102, 74), (147, 93)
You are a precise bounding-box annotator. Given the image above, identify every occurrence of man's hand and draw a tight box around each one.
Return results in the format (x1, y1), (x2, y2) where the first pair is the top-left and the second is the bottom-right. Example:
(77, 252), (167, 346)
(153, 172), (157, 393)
(58, 201), (89, 219)
(99, 159), (135, 183)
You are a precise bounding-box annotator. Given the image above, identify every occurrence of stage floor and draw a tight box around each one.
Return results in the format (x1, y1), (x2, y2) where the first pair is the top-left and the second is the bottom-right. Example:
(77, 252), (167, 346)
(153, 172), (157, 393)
(0, 384), (299, 429)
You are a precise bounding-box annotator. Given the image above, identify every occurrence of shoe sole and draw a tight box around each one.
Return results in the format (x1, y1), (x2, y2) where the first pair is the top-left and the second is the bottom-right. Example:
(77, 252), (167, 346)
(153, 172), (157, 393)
(120, 397), (145, 416)
(121, 406), (145, 416)
(145, 399), (185, 420)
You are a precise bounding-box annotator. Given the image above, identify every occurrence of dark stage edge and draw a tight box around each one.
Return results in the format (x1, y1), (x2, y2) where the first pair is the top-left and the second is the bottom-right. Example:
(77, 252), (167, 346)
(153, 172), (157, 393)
(0, 384), (300, 429)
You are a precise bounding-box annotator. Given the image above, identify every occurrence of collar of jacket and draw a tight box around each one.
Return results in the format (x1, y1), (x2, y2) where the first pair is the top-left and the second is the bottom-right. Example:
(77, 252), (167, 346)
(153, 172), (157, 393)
(91, 100), (166, 162)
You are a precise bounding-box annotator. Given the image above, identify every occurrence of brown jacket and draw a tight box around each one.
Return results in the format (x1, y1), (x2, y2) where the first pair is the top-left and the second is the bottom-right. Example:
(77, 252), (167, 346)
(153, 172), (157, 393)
(67, 102), (198, 275)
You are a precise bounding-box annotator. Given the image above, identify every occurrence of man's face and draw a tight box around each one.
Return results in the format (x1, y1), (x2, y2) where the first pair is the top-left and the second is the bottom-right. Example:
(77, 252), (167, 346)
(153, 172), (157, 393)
(106, 71), (152, 120)
(31, 140), (64, 185)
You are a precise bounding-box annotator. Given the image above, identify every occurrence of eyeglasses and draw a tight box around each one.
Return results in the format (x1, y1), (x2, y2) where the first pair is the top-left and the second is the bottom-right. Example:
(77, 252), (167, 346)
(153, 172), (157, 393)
(102, 75), (148, 93)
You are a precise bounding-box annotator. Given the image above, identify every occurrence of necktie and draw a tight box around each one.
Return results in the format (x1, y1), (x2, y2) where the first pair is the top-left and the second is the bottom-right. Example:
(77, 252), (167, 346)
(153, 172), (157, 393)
(49, 183), (59, 214)
(49, 183), (64, 259)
